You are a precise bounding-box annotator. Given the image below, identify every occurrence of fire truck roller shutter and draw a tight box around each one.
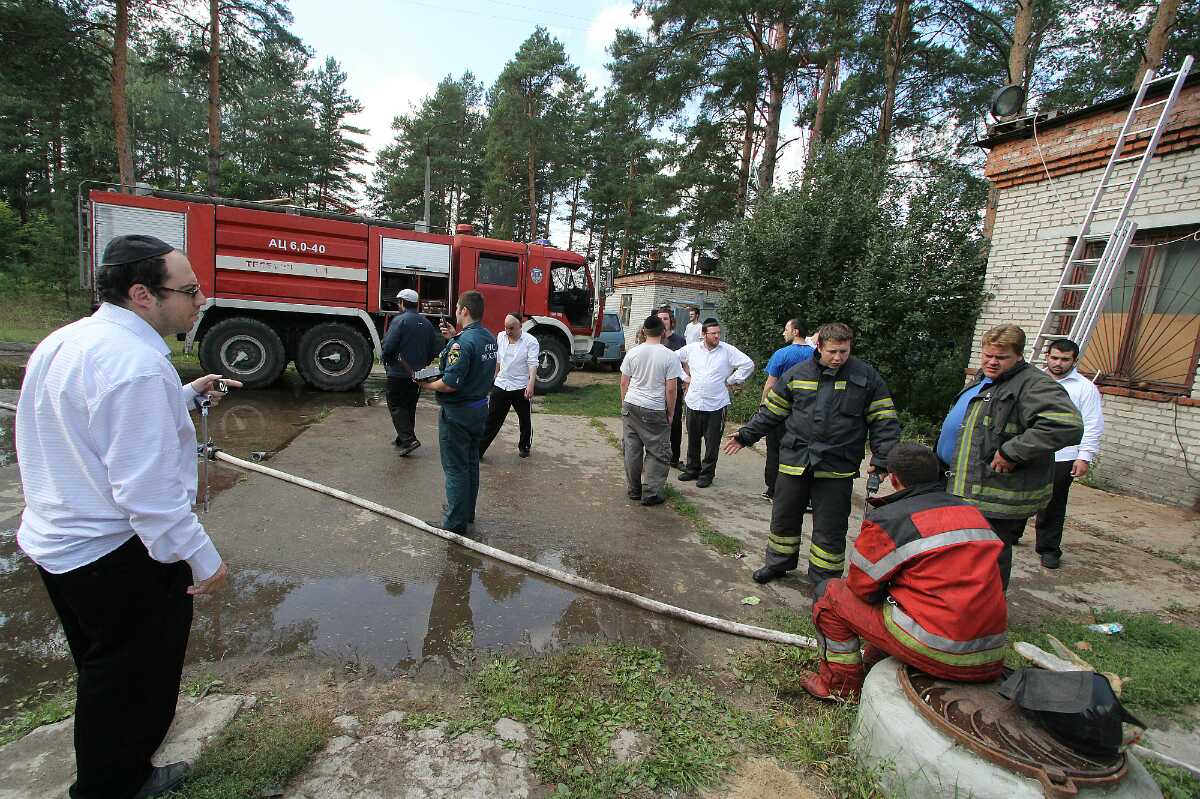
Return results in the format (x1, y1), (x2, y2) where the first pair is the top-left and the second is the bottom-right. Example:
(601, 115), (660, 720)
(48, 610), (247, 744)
(294, 321), (374, 392)
(199, 317), (287, 389)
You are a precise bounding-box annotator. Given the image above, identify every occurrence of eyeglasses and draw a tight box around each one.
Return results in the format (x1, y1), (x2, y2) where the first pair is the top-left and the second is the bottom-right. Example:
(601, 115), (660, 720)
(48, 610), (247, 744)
(158, 284), (202, 298)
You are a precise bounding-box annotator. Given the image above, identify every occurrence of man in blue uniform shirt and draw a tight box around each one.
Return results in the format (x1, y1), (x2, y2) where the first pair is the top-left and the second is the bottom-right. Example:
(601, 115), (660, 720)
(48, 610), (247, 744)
(761, 318), (814, 500)
(423, 290), (497, 534)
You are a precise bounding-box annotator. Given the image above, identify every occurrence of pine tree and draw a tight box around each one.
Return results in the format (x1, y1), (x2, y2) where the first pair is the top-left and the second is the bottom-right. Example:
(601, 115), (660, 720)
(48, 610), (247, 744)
(306, 56), (368, 210)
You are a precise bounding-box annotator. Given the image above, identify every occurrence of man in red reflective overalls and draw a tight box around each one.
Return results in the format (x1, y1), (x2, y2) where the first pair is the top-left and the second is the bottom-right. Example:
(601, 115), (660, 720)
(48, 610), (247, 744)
(804, 442), (1008, 702)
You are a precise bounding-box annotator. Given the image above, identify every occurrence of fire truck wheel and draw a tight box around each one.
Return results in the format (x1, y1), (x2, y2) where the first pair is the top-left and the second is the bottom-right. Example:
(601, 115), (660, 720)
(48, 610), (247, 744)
(199, 317), (287, 389)
(295, 322), (374, 392)
(534, 334), (570, 394)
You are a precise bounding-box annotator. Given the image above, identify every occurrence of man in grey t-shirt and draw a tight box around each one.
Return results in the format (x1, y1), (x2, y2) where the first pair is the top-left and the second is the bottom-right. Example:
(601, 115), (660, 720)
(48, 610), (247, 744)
(620, 314), (686, 506)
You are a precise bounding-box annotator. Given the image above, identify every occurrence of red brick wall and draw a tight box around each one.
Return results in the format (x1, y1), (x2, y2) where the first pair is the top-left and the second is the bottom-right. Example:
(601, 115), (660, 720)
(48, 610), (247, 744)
(985, 83), (1200, 190)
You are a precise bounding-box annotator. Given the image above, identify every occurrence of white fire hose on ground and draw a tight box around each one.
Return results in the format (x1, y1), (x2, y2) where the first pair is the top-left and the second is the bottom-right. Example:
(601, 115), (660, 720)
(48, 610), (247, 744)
(1, 398), (1195, 780)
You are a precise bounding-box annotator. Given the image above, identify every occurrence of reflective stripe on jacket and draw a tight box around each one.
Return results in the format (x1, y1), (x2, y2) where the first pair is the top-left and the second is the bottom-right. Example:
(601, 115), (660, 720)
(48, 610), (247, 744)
(849, 482), (1008, 669)
(946, 362), (1083, 518)
(736, 355), (900, 477)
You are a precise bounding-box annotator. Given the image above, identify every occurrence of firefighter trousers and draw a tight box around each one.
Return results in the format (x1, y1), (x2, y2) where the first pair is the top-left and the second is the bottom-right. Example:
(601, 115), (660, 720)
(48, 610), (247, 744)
(812, 578), (1005, 698)
(764, 472), (853, 582)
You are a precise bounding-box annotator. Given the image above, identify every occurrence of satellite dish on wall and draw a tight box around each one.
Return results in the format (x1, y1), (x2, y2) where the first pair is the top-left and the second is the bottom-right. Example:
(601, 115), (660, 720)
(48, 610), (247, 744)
(990, 85), (1026, 120)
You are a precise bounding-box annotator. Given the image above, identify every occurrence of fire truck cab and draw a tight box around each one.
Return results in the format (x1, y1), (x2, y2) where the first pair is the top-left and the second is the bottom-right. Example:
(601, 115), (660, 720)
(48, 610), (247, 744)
(80, 187), (600, 393)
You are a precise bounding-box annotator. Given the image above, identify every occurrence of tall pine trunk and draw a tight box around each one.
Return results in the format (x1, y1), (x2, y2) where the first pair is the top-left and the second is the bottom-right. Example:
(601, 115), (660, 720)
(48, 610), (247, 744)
(1008, 0), (1034, 107)
(112, 0), (134, 191)
(756, 21), (788, 196)
(207, 0), (221, 195)
(808, 56), (837, 167)
(567, 177), (581, 250)
(1135, 0), (1183, 87)
(878, 0), (910, 152)
(736, 93), (756, 216)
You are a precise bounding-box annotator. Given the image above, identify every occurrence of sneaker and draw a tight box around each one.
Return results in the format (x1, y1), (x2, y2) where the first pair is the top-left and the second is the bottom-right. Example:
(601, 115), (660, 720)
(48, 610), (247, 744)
(696, 477), (712, 488)
(678, 472), (698, 482)
(1040, 552), (1062, 569)
(133, 762), (191, 799)
(640, 494), (665, 507)
(759, 491), (774, 502)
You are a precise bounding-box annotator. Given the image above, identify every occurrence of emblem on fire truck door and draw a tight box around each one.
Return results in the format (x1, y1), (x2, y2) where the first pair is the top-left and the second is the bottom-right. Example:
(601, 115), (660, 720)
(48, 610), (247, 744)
(530, 267), (544, 284)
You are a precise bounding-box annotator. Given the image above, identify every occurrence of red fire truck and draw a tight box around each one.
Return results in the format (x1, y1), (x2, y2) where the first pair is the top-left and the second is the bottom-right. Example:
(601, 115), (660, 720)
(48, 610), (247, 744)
(79, 186), (602, 392)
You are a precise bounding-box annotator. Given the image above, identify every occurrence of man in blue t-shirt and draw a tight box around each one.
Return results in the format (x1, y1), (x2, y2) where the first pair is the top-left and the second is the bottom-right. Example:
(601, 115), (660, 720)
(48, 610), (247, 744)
(761, 318), (815, 499)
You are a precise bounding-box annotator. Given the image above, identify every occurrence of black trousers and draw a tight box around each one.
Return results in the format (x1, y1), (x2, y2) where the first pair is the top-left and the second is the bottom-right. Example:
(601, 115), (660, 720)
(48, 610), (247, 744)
(683, 407), (725, 479)
(1034, 460), (1074, 560)
(764, 425), (782, 495)
(765, 472), (854, 582)
(37, 536), (193, 799)
(479, 386), (532, 456)
(985, 515), (1029, 592)
(386, 377), (421, 445)
(669, 380), (683, 463)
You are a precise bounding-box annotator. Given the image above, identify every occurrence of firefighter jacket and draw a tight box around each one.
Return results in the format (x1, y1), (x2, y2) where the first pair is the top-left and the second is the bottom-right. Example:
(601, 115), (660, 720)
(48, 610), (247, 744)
(849, 482), (1008, 673)
(735, 355), (901, 478)
(945, 362), (1083, 519)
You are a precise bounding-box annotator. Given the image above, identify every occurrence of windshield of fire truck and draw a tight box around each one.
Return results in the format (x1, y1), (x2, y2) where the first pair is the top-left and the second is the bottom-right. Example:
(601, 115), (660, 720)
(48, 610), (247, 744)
(549, 262), (592, 329)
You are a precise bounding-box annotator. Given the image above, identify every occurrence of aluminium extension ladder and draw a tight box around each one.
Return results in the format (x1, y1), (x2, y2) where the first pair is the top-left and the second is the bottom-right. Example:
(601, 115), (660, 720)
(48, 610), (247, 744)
(1029, 55), (1194, 366)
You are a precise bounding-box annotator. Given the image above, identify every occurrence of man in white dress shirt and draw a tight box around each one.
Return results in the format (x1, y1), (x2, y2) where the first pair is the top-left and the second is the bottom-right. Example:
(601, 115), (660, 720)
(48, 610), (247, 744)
(1034, 338), (1105, 569)
(16, 235), (232, 799)
(479, 313), (540, 458)
(677, 318), (754, 487)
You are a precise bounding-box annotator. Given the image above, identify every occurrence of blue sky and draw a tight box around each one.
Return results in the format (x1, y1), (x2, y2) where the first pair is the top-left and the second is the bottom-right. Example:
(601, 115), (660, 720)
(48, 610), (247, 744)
(287, 0), (650, 164)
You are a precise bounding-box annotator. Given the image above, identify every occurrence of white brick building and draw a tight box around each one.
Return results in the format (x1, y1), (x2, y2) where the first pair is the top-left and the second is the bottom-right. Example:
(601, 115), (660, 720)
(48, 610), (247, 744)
(610, 272), (726, 348)
(975, 73), (1200, 507)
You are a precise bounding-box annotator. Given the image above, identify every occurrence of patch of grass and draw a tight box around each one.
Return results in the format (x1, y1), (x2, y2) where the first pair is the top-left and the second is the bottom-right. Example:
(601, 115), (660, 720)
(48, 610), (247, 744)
(0, 293), (88, 344)
(182, 672), (224, 699)
(663, 485), (743, 556)
(1008, 611), (1200, 719)
(450, 644), (881, 798)
(587, 417), (621, 449)
(541, 380), (621, 417)
(1145, 758), (1200, 799)
(400, 711), (448, 731)
(0, 680), (76, 746)
(164, 700), (332, 799)
(726, 372), (765, 424)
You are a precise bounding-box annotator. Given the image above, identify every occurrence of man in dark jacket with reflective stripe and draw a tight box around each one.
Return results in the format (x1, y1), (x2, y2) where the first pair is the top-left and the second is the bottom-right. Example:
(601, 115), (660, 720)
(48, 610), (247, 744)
(937, 324), (1082, 589)
(803, 443), (1008, 702)
(725, 323), (901, 586)
(381, 289), (443, 456)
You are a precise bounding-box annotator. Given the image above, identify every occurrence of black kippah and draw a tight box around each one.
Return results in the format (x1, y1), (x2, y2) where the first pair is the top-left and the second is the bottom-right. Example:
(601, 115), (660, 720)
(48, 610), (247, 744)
(100, 234), (174, 266)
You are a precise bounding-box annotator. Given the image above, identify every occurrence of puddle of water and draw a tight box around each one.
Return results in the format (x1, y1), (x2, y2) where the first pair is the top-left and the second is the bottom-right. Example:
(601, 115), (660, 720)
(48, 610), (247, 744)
(0, 413), (13, 468)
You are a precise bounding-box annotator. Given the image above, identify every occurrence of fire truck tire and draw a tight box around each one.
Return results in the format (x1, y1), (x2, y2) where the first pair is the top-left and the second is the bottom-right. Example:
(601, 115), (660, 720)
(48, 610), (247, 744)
(199, 317), (287, 389)
(295, 322), (374, 392)
(534, 334), (570, 394)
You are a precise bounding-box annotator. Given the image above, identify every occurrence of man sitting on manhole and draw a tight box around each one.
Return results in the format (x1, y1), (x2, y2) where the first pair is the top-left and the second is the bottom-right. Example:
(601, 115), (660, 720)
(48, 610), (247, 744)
(803, 442), (1008, 702)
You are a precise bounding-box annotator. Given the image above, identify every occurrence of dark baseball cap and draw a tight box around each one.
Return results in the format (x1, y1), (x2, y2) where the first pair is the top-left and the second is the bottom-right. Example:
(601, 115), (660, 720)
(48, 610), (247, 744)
(100, 234), (175, 266)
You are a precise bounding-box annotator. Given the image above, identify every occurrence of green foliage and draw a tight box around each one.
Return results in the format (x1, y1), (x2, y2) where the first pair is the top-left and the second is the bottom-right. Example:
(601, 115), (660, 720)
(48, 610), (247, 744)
(0, 680), (76, 747)
(719, 144), (987, 425)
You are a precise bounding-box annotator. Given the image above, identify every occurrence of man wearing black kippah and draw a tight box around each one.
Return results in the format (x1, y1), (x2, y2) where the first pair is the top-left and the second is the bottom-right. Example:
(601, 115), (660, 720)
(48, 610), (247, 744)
(16, 234), (237, 799)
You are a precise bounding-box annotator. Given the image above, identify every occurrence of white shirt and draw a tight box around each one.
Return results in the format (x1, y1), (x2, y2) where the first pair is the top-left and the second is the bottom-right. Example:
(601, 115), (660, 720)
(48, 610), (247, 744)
(678, 340), (755, 412)
(684, 321), (702, 345)
(16, 303), (222, 579)
(621, 342), (685, 411)
(1049, 368), (1104, 463)
(494, 331), (539, 391)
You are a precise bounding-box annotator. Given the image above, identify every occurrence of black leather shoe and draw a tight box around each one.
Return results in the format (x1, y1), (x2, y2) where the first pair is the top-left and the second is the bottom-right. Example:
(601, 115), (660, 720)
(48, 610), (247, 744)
(752, 566), (787, 584)
(627, 490), (642, 500)
(519, 448), (530, 458)
(696, 477), (712, 488)
(669, 460), (683, 470)
(641, 494), (665, 506)
(1040, 552), (1061, 569)
(398, 440), (421, 457)
(678, 472), (697, 482)
(133, 762), (191, 799)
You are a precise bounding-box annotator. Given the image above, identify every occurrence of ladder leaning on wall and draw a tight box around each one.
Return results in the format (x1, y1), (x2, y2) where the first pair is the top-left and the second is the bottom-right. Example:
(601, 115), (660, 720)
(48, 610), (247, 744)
(1029, 55), (1195, 368)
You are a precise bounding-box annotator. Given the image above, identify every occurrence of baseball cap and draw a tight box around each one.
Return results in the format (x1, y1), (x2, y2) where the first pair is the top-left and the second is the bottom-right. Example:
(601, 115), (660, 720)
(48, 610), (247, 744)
(396, 288), (419, 303)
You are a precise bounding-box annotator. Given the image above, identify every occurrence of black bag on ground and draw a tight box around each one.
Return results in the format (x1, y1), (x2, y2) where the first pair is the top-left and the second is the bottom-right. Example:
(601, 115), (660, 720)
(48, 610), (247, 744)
(998, 669), (1144, 762)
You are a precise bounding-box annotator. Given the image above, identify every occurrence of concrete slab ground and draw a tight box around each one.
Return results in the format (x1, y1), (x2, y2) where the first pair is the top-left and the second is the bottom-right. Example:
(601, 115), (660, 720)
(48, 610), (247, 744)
(0, 694), (253, 799)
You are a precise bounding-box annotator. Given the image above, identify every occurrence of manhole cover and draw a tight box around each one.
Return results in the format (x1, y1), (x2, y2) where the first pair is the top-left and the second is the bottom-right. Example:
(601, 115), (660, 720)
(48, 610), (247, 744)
(901, 666), (1128, 798)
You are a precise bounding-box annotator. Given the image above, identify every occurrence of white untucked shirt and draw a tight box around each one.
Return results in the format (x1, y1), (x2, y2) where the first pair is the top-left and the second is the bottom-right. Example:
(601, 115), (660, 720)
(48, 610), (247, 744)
(16, 303), (222, 579)
(684, 321), (702, 345)
(678, 340), (755, 412)
(494, 331), (539, 391)
(1049, 368), (1105, 463)
(621, 342), (685, 411)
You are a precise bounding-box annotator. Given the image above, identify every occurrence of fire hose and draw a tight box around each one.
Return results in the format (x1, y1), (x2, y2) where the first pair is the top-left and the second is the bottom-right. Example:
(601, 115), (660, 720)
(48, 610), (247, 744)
(2, 397), (1197, 779)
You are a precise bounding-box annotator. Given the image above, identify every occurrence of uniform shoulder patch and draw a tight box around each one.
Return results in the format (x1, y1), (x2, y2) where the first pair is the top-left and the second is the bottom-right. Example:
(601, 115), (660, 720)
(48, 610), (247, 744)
(447, 341), (462, 365)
